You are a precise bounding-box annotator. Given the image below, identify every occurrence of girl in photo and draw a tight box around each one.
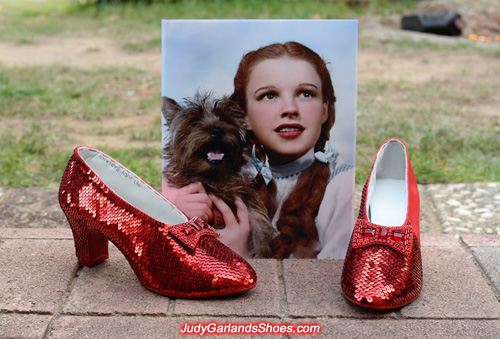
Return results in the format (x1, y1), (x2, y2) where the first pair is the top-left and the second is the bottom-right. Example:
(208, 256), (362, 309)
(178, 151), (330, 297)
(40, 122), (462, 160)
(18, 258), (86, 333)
(230, 41), (354, 259)
(164, 41), (354, 259)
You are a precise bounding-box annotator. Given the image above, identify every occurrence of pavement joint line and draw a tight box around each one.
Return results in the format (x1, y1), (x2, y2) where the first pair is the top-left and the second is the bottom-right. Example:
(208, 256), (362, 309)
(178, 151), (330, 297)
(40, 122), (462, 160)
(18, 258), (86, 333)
(0, 310), (53, 316)
(277, 259), (289, 320)
(316, 315), (500, 321)
(457, 235), (500, 301)
(44, 314), (497, 321)
(170, 314), (282, 319)
(51, 313), (282, 318)
(57, 311), (176, 317)
(43, 261), (82, 339)
(1, 237), (71, 240)
(387, 316), (500, 321)
(457, 235), (500, 302)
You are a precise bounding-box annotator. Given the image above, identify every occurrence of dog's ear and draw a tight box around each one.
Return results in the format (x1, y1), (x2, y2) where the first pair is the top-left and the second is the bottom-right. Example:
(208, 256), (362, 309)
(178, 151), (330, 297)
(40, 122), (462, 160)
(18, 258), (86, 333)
(223, 97), (248, 144)
(161, 96), (181, 125)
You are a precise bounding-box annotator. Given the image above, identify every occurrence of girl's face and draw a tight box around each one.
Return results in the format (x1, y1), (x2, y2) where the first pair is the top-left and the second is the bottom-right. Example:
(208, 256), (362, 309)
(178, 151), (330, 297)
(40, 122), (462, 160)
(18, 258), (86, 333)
(245, 57), (328, 166)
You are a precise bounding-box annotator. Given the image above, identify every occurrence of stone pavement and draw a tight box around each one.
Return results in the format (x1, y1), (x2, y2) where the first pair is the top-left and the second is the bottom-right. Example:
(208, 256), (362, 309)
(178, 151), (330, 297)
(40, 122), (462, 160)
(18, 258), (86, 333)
(1, 185), (500, 338)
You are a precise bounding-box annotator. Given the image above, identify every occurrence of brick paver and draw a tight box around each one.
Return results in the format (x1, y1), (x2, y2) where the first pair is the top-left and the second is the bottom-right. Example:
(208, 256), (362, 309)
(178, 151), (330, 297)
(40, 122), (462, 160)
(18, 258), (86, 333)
(0, 239), (77, 314)
(2, 186), (500, 338)
(174, 259), (281, 317)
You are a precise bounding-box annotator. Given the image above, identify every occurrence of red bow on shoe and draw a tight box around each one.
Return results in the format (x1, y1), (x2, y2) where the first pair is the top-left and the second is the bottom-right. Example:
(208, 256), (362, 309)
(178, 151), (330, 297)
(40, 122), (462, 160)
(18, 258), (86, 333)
(351, 219), (414, 256)
(163, 217), (219, 249)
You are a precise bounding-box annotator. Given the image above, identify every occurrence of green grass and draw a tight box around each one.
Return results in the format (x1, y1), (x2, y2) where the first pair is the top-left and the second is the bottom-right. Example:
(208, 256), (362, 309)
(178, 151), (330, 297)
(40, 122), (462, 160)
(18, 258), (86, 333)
(1, 0), (499, 187)
(0, 124), (162, 187)
(0, 0), (416, 48)
(0, 64), (159, 119)
(355, 78), (500, 183)
(360, 37), (500, 58)
(0, 123), (68, 187)
(355, 109), (500, 184)
(0, 63), (162, 187)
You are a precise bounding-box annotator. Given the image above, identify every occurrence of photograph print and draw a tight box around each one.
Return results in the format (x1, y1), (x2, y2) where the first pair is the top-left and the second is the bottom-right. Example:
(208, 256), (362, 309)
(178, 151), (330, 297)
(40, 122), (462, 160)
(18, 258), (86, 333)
(161, 19), (357, 259)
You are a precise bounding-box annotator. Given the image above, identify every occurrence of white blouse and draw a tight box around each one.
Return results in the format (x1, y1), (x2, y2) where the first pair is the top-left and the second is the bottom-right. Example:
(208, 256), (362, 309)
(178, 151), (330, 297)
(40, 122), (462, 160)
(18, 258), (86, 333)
(266, 148), (355, 259)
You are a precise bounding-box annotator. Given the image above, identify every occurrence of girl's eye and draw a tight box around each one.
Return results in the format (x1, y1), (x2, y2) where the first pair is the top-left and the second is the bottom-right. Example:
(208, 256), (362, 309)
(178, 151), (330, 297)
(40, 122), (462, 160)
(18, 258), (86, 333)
(259, 92), (277, 100)
(300, 90), (314, 98)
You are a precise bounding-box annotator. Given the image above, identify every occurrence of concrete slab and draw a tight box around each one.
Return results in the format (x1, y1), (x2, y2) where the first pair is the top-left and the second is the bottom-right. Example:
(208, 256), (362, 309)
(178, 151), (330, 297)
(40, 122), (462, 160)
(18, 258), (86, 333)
(0, 239), (77, 313)
(295, 318), (500, 338)
(48, 316), (279, 339)
(174, 259), (280, 317)
(401, 236), (500, 318)
(470, 247), (500, 296)
(0, 314), (52, 339)
(0, 187), (67, 228)
(63, 244), (170, 315)
(282, 259), (396, 318)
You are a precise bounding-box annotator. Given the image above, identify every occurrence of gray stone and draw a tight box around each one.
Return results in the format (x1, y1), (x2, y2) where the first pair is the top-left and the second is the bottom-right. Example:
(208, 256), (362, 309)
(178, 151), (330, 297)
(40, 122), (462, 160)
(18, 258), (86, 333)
(426, 183), (500, 234)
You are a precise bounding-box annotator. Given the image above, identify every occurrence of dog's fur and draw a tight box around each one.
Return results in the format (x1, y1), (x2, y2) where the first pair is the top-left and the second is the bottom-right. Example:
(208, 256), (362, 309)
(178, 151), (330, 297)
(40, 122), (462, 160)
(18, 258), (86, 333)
(162, 92), (277, 258)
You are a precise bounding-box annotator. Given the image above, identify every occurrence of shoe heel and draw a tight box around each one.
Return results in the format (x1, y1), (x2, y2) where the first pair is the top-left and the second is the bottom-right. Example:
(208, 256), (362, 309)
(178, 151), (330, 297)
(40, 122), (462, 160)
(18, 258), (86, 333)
(67, 216), (109, 267)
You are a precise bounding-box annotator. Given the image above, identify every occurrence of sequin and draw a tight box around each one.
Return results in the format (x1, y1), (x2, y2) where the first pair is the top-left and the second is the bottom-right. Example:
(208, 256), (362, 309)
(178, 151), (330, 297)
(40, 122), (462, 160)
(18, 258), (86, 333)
(341, 138), (422, 310)
(58, 146), (257, 298)
(341, 181), (423, 310)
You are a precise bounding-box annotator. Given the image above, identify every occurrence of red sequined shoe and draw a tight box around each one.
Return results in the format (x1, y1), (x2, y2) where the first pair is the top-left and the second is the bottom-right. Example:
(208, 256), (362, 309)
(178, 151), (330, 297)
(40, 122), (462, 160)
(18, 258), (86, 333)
(341, 138), (422, 309)
(59, 146), (257, 298)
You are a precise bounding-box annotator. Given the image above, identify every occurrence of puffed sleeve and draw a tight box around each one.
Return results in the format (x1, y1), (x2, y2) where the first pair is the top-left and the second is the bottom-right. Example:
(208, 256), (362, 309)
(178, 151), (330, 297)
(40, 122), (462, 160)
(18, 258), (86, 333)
(316, 168), (355, 259)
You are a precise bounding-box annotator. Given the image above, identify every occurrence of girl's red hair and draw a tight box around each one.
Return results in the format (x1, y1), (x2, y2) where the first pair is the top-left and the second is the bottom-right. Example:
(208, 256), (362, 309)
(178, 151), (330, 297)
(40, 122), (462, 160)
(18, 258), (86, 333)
(232, 42), (336, 258)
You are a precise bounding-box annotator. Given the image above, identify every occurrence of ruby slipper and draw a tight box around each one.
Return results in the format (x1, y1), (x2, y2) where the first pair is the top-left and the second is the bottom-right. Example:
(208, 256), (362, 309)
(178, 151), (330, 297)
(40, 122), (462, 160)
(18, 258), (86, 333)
(59, 146), (257, 298)
(341, 138), (422, 309)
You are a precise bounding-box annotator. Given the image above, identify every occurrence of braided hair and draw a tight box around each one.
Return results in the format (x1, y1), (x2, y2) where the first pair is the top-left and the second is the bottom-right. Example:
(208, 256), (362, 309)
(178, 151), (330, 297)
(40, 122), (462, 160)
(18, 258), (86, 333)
(232, 42), (336, 258)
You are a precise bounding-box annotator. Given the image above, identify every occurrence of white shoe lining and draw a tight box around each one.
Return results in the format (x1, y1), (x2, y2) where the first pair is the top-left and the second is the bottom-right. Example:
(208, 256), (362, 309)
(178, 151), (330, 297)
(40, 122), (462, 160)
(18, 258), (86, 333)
(78, 147), (187, 225)
(366, 140), (408, 227)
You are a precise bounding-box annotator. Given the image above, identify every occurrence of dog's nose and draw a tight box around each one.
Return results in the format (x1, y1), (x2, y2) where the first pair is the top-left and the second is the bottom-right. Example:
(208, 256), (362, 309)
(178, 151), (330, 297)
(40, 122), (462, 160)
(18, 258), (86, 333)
(210, 127), (225, 139)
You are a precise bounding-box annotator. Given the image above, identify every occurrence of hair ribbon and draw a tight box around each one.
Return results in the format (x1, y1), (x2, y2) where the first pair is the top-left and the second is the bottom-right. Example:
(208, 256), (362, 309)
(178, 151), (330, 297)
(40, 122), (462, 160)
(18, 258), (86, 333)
(314, 142), (337, 163)
(252, 145), (273, 185)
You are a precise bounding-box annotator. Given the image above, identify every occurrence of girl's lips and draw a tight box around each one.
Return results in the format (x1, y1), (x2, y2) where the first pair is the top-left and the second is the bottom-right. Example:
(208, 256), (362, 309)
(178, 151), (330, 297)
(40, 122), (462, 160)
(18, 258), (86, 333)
(275, 124), (304, 139)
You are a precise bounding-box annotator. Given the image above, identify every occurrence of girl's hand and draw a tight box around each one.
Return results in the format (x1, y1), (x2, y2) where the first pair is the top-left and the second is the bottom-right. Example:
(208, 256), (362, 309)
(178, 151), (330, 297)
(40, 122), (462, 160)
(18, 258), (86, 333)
(174, 182), (213, 223)
(210, 195), (251, 259)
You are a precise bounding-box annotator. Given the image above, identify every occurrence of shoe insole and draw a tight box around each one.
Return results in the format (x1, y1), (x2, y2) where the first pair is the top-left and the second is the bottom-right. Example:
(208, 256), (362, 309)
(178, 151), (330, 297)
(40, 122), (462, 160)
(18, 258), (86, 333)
(369, 178), (407, 226)
(80, 148), (186, 225)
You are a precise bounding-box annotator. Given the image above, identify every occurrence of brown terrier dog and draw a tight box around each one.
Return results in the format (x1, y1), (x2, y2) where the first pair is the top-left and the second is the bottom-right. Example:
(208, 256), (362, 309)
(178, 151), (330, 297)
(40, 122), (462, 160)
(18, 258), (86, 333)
(162, 92), (277, 258)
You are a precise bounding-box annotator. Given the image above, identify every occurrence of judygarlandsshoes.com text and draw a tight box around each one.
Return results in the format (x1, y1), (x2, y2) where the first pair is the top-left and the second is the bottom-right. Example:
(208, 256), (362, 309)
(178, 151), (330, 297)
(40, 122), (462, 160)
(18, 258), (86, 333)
(180, 321), (321, 336)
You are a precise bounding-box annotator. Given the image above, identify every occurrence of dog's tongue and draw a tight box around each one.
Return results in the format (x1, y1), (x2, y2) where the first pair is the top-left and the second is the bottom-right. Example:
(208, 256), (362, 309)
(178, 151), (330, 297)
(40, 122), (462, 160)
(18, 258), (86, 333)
(207, 151), (224, 161)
